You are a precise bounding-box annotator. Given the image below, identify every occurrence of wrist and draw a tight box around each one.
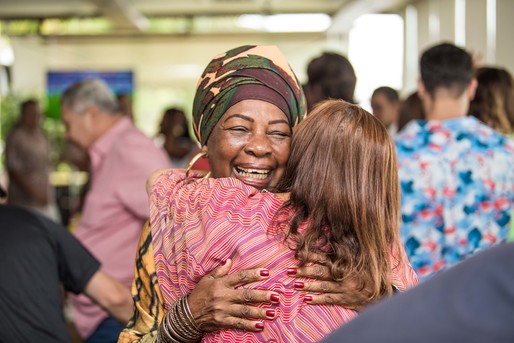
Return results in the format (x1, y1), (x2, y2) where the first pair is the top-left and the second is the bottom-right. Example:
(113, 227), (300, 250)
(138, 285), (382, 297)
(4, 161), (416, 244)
(157, 295), (203, 343)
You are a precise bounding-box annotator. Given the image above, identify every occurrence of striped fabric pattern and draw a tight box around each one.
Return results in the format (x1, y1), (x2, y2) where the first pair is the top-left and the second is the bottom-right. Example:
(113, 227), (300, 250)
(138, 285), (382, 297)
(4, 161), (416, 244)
(150, 169), (418, 342)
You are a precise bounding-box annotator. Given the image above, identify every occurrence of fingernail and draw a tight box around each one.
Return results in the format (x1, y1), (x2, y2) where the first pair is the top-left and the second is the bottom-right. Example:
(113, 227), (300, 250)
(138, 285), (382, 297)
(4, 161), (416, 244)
(286, 267), (297, 276)
(294, 281), (304, 289)
(266, 309), (275, 317)
(221, 260), (227, 265)
(260, 269), (269, 277)
(270, 294), (280, 302)
(304, 295), (312, 302)
(255, 322), (265, 330)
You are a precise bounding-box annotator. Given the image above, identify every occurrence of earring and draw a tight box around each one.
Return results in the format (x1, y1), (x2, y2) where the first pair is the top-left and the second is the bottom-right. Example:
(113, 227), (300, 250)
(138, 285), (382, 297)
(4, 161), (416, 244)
(186, 151), (211, 179)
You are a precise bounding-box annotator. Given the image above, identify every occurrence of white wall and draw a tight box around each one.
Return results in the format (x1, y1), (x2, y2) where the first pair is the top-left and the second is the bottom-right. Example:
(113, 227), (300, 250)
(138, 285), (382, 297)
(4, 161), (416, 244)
(401, 0), (514, 96)
(9, 33), (331, 135)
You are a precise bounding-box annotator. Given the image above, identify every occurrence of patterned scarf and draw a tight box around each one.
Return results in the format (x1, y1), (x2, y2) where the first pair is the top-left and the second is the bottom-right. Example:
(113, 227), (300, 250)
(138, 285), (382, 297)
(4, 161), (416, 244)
(192, 45), (306, 145)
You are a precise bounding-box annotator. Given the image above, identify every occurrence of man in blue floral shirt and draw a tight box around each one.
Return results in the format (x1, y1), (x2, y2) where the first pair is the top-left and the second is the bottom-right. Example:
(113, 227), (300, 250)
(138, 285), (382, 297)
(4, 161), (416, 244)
(396, 43), (514, 281)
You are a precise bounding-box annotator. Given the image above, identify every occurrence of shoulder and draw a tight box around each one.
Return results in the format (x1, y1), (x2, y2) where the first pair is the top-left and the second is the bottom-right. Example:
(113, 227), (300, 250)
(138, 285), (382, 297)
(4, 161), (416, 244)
(112, 126), (168, 165)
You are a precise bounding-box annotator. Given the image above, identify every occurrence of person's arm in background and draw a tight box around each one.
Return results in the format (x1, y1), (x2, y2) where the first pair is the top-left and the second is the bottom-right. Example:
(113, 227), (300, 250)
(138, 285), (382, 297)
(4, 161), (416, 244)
(84, 270), (133, 324)
(44, 213), (133, 325)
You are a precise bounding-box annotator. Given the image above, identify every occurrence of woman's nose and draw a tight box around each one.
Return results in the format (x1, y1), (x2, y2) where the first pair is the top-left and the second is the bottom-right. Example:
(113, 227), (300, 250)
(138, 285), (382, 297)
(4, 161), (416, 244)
(244, 132), (272, 157)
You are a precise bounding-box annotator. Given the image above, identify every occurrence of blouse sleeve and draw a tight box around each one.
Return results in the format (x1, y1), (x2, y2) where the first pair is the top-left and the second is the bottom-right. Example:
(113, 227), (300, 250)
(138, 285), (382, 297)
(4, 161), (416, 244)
(391, 244), (420, 291)
(118, 221), (165, 343)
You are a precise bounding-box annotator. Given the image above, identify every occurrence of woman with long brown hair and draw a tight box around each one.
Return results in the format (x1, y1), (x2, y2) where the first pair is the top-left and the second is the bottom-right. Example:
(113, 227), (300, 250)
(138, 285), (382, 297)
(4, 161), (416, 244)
(274, 99), (408, 308)
(146, 99), (417, 342)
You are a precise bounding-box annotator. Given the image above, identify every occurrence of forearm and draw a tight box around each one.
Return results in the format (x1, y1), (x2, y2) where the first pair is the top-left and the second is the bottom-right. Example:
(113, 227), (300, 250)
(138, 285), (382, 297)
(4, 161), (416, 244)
(84, 270), (133, 324)
(156, 296), (202, 343)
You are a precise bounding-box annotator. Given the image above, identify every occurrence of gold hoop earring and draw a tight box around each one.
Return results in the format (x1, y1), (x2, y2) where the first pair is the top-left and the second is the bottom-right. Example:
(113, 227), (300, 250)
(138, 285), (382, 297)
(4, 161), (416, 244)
(186, 151), (211, 179)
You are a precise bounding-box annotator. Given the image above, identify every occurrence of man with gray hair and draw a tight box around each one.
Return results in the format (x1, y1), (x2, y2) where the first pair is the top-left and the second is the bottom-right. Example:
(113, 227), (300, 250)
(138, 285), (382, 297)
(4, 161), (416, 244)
(60, 78), (169, 342)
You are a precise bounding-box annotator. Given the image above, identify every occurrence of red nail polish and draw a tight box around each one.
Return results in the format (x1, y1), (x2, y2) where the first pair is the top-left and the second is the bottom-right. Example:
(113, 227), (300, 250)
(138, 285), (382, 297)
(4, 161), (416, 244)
(260, 269), (269, 277)
(286, 267), (297, 276)
(221, 260), (227, 265)
(304, 295), (312, 302)
(255, 322), (265, 330)
(266, 309), (275, 317)
(270, 294), (280, 302)
(294, 281), (304, 289)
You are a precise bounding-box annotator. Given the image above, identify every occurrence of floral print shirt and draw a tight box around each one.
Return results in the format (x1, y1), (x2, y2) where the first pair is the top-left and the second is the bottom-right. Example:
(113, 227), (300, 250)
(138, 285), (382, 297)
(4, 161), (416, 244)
(396, 117), (514, 281)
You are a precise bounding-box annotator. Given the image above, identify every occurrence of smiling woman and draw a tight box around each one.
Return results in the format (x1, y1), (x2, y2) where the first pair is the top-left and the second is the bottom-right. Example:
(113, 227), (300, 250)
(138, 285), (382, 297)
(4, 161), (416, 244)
(119, 44), (308, 343)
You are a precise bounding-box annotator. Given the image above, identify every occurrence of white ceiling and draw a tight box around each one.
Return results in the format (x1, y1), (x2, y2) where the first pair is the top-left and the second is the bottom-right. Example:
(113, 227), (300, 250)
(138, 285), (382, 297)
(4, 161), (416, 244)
(0, 0), (410, 34)
(0, 0), (349, 29)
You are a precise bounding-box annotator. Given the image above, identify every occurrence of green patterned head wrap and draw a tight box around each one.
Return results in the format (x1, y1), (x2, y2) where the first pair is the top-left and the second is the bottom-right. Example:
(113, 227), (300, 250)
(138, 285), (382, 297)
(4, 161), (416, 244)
(192, 45), (306, 145)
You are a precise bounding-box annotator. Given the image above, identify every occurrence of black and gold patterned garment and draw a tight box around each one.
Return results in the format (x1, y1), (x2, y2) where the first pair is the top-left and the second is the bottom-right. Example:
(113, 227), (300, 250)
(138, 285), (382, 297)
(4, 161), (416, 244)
(118, 222), (164, 343)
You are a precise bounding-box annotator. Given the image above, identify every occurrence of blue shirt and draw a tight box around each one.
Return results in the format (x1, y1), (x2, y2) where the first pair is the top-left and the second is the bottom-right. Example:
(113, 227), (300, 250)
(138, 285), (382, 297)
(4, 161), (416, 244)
(396, 117), (514, 280)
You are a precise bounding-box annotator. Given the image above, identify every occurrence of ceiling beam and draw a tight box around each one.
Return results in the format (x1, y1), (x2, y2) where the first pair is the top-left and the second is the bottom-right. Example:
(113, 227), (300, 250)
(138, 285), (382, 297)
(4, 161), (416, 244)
(88, 0), (148, 31)
(328, 0), (410, 34)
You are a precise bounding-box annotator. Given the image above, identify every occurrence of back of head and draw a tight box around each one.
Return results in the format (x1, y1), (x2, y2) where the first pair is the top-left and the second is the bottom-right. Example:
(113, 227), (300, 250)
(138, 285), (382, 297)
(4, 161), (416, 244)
(306, 52), (356, 105)
(61, 78), (120, 116)
(18, 98), (41, 129)
(277, 99), (400, 309)
(469, 66), (514, 134)
(160, 107), (189, 139)
(398, 91), (426, 131)
(0, 184), (6, 203)
(20, 99), (38, 115)
(372, 86), (399, 103)
(420, 42), (473, 98)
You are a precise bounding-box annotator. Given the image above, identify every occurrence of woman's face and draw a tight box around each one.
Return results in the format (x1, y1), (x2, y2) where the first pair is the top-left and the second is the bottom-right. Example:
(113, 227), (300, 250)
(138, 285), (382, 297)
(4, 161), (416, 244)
(205, 99), (291, 190)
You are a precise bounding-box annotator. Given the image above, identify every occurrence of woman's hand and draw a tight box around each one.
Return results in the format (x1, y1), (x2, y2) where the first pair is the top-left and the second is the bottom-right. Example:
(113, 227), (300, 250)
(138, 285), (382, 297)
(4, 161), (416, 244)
(188, 259), (280, 332)
(288, 252), (362, 308)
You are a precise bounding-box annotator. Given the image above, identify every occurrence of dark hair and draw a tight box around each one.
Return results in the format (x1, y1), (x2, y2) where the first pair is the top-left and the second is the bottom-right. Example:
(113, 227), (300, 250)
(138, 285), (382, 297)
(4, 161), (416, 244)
(274, 99), (401, 309)
(20, 99), (38, 114)
(305, 52), (357, 106)
(0, 184), (6, 199)
(398, 91), (426, 132)
(160, 107), (190, 139)
(469, 67), (514, 134)
(420, 42), (473, 98)
(372, 87), (399, 103)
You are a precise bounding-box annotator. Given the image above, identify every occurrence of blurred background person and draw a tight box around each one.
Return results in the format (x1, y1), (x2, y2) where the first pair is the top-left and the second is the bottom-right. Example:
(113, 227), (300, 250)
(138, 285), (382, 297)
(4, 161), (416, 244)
(60, 78), (169, 343)
(0, 184), (133, 343)
(371, 86), (401, 135)
(397, 91), (426, 133)
(303, 52), (357, 111)
(396, 43), (514, 281)
(116, 93), (134, 121)
(468, 66), (514, 241)
(156, 107), (208, 170)
(321, 242), (514, 343)
(468, 66), (514, 136)
(4, 98), (60, 222)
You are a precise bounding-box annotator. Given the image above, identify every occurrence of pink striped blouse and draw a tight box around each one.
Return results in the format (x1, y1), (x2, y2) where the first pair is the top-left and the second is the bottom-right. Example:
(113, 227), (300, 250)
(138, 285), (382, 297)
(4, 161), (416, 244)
(150, 170), (418, 342)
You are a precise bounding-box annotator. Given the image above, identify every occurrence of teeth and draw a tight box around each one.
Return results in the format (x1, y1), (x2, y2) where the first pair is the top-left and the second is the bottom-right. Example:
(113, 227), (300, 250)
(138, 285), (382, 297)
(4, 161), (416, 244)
(235, 167), (271, 180)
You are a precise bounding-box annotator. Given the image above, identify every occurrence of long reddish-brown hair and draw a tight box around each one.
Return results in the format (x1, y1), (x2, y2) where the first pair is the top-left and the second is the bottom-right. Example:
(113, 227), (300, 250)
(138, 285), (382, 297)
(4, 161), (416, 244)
(274, 99), (401, 309)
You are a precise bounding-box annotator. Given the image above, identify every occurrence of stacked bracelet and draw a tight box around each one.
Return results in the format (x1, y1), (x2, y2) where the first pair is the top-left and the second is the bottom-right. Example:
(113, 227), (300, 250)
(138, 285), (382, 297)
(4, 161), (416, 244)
(157, 295), (203, 343)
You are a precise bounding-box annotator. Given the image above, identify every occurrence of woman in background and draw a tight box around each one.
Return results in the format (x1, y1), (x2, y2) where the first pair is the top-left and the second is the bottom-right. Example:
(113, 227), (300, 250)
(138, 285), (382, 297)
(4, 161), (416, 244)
(157, 107), (208, 170)
(469, 66), (514, 135)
